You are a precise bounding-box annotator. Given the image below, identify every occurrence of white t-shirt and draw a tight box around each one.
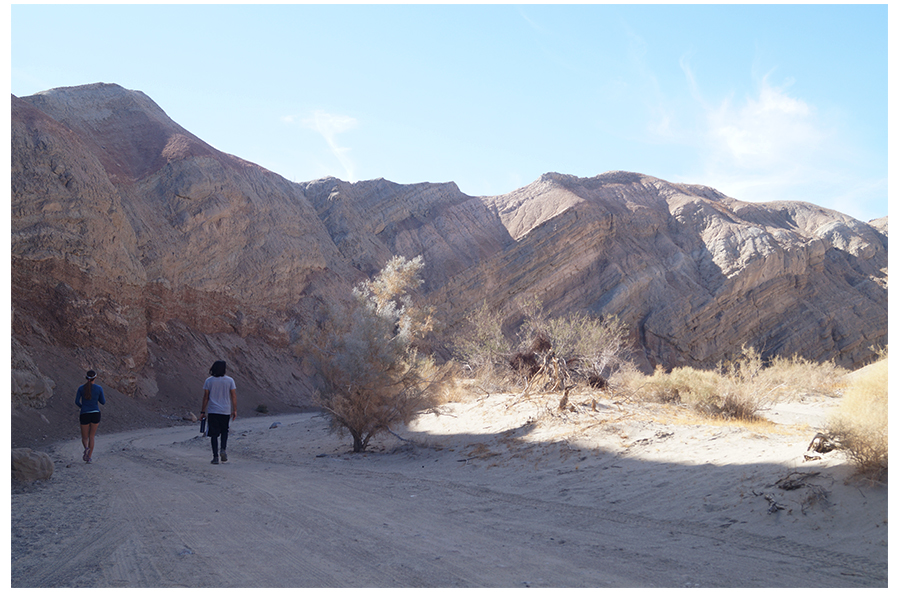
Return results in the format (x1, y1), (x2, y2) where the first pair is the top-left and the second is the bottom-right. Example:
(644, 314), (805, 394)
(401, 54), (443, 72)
(203, 375), (236, 415)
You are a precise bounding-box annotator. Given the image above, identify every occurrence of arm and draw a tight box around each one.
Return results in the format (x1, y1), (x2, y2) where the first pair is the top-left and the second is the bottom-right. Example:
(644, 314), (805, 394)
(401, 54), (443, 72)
(98, 387), (106, 405)
(230, 388), (237, 421)
(200, 389), (210, 420)
(75, 386), (83, 408)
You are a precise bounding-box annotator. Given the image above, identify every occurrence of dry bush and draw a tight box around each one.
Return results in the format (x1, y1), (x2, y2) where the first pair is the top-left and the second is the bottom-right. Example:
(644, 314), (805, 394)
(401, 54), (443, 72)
(507, 299), (631, 393)
(543, 311), (629, 384)
(448, 300), (518, 393)
(618, 347), (841, 421)
(641, 366), (763, 419)
(751, 353), (844, 401)
(828, 355), (888, 480)
(449, 300), (512, 372)
(305, 255), (452, 452)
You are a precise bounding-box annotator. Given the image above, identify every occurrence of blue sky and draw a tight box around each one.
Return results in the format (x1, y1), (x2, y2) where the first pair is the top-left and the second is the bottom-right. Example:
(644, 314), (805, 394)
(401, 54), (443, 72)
(9, 3), (889, 222)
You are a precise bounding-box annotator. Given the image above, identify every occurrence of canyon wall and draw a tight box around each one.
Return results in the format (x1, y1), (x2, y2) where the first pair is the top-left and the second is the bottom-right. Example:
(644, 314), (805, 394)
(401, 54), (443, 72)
(10, 84), (887, 445)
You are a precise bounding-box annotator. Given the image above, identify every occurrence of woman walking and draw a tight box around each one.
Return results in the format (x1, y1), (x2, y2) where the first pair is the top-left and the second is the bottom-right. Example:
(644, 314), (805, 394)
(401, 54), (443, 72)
(75, 369), (105, 463)
(199, 360), (237, 464)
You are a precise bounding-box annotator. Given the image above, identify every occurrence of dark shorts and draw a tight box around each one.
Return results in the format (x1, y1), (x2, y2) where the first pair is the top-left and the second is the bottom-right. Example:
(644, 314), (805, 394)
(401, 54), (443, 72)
(206, 413), (230, 437)
(80, 411), (101, 425)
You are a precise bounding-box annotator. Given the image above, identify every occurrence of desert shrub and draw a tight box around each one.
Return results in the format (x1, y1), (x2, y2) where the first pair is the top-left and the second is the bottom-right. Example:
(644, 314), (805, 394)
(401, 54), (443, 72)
(448, 300), (524, 394)
(749, 352), (843, 401)
(625, 347), (833, 420)
(306, 255), (452, 452)
(449, 300), (512, 382)
(505, 299), (630, 392)
(827, 356), (888, 480)
(636, 365), (760, 419)
(543, 311), (629, 383)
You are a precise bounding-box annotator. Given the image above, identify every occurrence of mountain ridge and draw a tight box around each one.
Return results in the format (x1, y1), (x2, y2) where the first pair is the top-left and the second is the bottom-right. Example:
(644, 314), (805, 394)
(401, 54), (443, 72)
(10, 83), (887, 447)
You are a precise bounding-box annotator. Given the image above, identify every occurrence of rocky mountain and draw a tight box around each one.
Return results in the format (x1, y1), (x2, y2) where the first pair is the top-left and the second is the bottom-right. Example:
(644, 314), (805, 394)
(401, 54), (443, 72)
(10, 83), (888, 447)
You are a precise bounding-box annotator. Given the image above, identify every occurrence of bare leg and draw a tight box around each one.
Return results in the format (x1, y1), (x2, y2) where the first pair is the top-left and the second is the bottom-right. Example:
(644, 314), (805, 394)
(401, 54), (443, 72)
(86, 422), (99, 462)
(80, 424), (90, 460)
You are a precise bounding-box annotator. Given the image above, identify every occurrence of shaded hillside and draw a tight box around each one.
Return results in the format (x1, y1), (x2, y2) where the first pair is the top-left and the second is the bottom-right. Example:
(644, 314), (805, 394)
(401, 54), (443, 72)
(10, 83), (887, 447)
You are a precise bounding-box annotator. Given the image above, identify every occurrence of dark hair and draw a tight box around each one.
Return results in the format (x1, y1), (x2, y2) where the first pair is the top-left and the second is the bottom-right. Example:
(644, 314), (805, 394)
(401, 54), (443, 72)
(85, 370), (97, 380)
(209, 360), (227, 377)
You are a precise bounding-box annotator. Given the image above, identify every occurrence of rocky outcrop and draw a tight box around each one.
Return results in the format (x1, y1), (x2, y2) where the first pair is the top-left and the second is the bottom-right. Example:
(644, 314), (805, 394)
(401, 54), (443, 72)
(10, 83), (887, 446)
(10, 338), (56, 409)
(11, 448), (54, 483)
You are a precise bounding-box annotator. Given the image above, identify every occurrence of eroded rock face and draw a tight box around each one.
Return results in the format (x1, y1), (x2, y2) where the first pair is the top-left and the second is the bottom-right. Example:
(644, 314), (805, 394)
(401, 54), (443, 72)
(10, 83), (887, 444)
(12, 85), (354, 413)
(11, 448), (54, 483)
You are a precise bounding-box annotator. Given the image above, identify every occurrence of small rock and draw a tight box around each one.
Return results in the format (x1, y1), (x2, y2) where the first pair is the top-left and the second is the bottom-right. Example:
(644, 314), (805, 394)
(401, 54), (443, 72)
(269, 422), (281, 429)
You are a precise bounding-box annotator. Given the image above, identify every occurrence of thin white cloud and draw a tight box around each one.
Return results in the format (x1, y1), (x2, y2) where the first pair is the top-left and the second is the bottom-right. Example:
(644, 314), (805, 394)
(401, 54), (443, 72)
(706, 75), (825, 169)
(285, 110), (359, 181)
(683, 70), (867, 209)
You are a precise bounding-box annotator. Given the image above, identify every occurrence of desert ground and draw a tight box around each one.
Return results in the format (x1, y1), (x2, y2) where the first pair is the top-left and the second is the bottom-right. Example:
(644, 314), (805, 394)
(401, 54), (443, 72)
(10, 387), (888, 588)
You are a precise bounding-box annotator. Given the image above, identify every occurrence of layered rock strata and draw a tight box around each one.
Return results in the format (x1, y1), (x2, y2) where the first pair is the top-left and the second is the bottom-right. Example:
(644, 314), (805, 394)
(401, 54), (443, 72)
(10, 83), (887, 445)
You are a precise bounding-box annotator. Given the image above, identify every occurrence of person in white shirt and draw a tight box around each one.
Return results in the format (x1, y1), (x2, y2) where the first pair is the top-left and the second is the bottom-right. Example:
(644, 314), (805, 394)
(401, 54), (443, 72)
(199, 360), (237, 464)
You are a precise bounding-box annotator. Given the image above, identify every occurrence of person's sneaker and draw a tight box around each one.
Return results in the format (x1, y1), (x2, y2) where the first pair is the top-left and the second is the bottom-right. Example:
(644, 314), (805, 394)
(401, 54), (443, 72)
(211, 456), (219, 464)
(220, 451), (228, 463)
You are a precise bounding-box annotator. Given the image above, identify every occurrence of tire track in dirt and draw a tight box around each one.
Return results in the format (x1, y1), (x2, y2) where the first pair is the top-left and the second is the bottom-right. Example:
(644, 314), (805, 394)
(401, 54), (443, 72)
(12, 419), (886, 588)
(322, 467), (887, 587)
(104, 434), (484, 586)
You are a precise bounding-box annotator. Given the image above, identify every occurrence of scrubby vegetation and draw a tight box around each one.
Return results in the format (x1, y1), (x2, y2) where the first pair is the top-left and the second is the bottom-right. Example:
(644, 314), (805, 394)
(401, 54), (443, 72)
(306, 258), (871, 455)
(827, 352), (888, 481)
(448, 299), (512, 388)
(305, 255), (452, 452)
(612, 347), (844, 420)
(451, 298), (630, 396)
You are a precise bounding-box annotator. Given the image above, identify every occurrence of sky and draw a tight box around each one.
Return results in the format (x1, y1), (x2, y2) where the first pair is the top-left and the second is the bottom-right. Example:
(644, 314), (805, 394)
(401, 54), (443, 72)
(8, 2), (890, 222)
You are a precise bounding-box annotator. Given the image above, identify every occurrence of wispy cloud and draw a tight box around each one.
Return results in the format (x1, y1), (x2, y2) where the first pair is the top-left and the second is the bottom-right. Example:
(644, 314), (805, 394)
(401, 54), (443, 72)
(705, 75), (826, 171)
(673, 63), (884, 216)
(284, 110), (359, 181)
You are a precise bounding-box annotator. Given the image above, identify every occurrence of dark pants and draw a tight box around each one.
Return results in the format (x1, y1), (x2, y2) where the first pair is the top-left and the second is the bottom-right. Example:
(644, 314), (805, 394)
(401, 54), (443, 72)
(207, 413), (230, 456)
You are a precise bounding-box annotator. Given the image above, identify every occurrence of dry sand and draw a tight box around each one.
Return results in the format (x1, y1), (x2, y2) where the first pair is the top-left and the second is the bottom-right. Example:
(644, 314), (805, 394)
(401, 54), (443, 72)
(10, 388), (888, 587)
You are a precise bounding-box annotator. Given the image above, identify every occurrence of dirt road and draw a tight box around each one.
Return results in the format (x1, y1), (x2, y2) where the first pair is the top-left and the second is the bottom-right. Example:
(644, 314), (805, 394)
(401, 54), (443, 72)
(10, 404), (887, 588)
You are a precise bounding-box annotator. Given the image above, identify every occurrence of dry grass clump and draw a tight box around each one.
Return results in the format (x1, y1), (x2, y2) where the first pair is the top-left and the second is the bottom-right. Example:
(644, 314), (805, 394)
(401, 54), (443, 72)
(632, 364), (764, 420)
(753, 354), (844, 401)
(612, 347), (844, 421)
(827, 356), (888, 480)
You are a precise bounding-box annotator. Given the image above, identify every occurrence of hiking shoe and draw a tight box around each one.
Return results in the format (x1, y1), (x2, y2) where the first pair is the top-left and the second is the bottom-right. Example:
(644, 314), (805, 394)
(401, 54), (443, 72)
(220, 451), (228, 463)
(82, 449), (89, 462)
(211, 456), (219, 464)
